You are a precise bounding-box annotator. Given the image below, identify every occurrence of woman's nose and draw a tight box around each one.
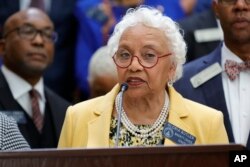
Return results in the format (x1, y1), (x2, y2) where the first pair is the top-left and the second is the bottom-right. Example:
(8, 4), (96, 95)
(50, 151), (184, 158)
(128, 56), (144, 71)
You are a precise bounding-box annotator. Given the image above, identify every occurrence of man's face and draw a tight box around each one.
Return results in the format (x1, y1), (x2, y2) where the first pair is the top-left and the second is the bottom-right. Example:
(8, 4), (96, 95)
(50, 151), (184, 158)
(213, 0), (250, 44)
(2, 9), (55, 79)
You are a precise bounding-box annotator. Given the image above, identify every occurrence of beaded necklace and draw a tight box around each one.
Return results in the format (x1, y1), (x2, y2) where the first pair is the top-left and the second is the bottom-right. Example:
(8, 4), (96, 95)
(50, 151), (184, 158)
(115, 92), (169, 138)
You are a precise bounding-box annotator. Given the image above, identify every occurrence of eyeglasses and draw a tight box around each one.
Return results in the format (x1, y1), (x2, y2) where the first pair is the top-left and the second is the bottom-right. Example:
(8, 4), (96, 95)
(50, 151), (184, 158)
(3, 25), (58, 43)
(112, 50), (172, 68)
(219, 0), (250, 5)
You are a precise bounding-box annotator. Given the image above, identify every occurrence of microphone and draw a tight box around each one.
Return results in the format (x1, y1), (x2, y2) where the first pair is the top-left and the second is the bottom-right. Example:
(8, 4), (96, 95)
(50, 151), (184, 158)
(120, 82), (128, 92)
(115, 82), (128, 147)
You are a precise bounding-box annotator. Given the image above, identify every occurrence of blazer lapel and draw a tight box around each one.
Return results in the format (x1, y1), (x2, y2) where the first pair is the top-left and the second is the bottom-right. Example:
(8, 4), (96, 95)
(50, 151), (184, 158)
(87, 85), (119, 147)
(164, 87), (194, 145)
(87, 111), (111, 147)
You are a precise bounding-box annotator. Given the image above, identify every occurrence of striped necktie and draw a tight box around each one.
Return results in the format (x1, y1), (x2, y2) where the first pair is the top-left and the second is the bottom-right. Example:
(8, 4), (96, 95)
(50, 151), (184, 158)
(29, 89), (43, 133)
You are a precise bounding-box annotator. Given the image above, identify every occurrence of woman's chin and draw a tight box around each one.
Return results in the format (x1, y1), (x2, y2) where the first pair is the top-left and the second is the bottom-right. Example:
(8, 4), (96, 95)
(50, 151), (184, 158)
(126, 89), (147, 98)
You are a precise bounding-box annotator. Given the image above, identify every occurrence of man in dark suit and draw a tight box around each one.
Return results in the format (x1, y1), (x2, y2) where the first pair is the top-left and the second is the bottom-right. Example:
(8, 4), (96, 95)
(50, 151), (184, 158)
(0, 0), (77, 102)
(0, 8), (70, 148)
(178, 7), (222, 62)
(174, 0), (250, 150)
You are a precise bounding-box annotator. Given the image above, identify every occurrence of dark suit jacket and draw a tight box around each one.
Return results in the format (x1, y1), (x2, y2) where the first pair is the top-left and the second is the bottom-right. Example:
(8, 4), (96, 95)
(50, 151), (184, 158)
(0, 71), (70, 148)
(174, 45), (250, 150)
(178, 8), (221, 62)
(0, 0), (77, 102)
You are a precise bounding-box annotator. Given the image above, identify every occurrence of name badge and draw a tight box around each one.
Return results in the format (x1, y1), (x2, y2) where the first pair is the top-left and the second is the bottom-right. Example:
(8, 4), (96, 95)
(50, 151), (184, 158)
(190, 62), (223, 88)
(0, 111), (27, 124)
(163, 122), (196, 144)
(194, 27), (223, 43)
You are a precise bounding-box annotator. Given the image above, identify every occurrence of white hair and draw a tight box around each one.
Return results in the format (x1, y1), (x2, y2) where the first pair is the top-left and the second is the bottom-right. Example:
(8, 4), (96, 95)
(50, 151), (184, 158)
(107, 6), (187, 81)
(88, 46), (117, 84)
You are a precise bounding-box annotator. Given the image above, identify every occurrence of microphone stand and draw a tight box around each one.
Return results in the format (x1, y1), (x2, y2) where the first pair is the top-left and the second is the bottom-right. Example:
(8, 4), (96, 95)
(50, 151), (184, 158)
(115, 83), (128, 147)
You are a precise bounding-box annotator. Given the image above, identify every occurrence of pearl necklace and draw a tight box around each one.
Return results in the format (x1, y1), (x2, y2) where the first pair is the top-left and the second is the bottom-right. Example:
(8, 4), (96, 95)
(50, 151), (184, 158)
(115, 92), (169, 138)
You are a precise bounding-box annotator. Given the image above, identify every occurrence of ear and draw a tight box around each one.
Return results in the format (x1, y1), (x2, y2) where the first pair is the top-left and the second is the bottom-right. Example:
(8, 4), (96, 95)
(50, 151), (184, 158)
(168, 62), (177, 81)
(170, 61), (177, 73)
(212, 0), (220, 19)
(0, 39), (5, 59)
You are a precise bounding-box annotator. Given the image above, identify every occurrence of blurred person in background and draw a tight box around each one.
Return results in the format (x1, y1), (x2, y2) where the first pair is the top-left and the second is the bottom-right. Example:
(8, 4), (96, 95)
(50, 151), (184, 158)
(144, 0), (197, 21)
(178, 2), (222, 62)
(88, 46), (118, 98)
(74, 0), (142, 101)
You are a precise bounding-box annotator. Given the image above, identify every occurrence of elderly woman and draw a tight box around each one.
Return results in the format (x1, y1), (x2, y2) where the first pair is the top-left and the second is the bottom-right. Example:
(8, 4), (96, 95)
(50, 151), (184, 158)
(58, 6), (228, 148)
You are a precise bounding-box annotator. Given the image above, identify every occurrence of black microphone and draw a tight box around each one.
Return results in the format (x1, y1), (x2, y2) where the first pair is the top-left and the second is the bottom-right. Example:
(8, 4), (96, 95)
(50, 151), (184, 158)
(120, 82), (128, 92)
(115, 82), (128, 147)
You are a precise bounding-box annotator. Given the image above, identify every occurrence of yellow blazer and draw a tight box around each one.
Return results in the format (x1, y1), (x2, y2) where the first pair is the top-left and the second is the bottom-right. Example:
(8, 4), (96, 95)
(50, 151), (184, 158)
(58, 84), (228, 148)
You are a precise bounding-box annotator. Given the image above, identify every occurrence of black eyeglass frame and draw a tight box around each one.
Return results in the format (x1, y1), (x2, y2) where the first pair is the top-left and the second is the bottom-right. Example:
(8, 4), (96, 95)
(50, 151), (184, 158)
(112, 52), (172, 69)
(3, 25), (58, 43)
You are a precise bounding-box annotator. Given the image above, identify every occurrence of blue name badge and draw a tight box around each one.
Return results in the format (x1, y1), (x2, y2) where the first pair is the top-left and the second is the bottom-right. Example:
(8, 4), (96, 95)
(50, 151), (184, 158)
(0, 111), (27, 124)
(163, 122), (196, 144)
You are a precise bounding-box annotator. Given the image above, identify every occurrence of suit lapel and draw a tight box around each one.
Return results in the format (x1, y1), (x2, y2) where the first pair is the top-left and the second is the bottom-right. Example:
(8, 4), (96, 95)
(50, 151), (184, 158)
(0, 71), (24, 110)
(44, 90), (58, 139)
(44, 88), (66, 140)
(200, 46), (227, 112)
(247, 132), (250, 150)
(199, 46), (234, 142)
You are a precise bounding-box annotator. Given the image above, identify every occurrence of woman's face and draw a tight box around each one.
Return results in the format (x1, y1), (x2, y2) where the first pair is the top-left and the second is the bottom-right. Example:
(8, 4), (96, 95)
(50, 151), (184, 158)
(116, 24), (176, 98)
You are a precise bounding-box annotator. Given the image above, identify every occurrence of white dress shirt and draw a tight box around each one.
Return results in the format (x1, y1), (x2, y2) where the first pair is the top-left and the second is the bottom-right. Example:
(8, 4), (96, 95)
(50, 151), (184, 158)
(1, 65), (46, 117)
(221, 43), (250, 146)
